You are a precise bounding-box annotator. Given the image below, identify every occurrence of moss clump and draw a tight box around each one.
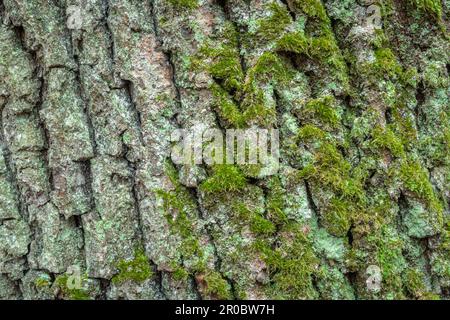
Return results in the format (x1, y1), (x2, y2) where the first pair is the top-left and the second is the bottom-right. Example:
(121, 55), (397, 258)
(409, 0), (442, 19)
(367, 226), (406, 298)
(201, 165), (247, 193)
(210, 84), (246, 128)
(398, 159), (443, 214)
(266, 177), (288, 225)
(297, 124), (327, 142)
(210, 80), (278, 128)
(255, 224), (319, 299)
(158, 187), (196, 240)
(304, 141), (364, 201)
(112, 248), (153, 284)
(299, 96), (340, 129)
(196, 23), (243, 93)
(248, 52), (294, 85)
(430, 217), (450, 288)
(276, 32), (349, 90)
(233, 202), (276, 236)
(291, 0), (328, 22)
(255, 2), (292, 42)
(370, 125), (405, 158)
(321, 198), (353, 237)
(54, 274), (90, 300)
(273, 0), (349, 89)
(403, 268), (428, 298)
(202, 271), (233, 300)
(276, 32), (310, 55)
(167, 0), (198, 10)
(157, 162), (232, 297)
(296, 124), (366, 236)
(157, 163), (206, 266)
(171, 263), (190, 281)
(195, 24), (291, 128)
(250, 214), (277, 236)
(34, 276), (51, 288)
(373, 48), (403, 79)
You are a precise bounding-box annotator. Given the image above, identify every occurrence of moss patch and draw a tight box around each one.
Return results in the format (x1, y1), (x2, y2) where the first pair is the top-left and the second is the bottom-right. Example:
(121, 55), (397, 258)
(112, 248), (153, 284)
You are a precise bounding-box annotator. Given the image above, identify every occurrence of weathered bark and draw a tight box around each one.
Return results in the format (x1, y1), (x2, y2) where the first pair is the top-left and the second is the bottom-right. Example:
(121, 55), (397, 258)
(0, 0), (448, 300)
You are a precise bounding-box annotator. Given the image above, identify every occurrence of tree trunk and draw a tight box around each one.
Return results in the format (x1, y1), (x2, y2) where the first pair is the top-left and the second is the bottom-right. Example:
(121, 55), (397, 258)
(0, 0), (448, 300)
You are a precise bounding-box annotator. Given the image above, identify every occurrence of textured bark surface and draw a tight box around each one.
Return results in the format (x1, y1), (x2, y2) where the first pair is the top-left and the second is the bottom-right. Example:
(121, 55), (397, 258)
(0, 0), (449, 300)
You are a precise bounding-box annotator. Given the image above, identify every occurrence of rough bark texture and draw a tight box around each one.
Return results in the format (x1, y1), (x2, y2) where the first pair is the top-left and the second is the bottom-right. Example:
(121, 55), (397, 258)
(0, 0), (449, 300)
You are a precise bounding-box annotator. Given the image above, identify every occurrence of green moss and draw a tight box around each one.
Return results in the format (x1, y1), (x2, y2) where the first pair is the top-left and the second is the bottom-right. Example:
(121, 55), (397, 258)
(207, 51), (243, 93)
(309, 36), (337, 59)
(210, 84), (246, 128)
(239, 81), (277, 127)
(391, 105), (418, 146)
(276, 32), (348, 87)
(313, 142), (364, 200)
(272, 0), (349, 89)
(159, 187), (195, 238)
(197, 24), (243, 93)
(157, 163), (233, 295)
(248, 52), (294, 85)
(398, 159), (443, 214)
(372, 29), (390, 49)
(255, 2), (292, 42)
(368, 226), (406, 298)
(266, 177), (288, 225)
(34, 276), (51, 288)
(200, 165), (247, 193)
(370, 125), (405, 158)
(209, 54), (286, 128)
(322, 198), (352, 237)
(255, 224), (319, 299)
(374, 48), (403, 79)
(296, 123), (367, 236)
(203, 42), (287, 128)
(404, 268), (427, 298)
(276, 32), (310, 55)
(232, 202), (276, 236)
(409, 0), (442, 19)
(54, 274), (90, 300)
(172, 264), (190, 281)
(421, 292), (441, 300)
(301, 96), (340, 128)
(297, 124), (327, 142)
(112, 248), (153, 284)
(292, 0), (328, 21)
(157, 163), (206, 266)
(167, 0), (198, 10)
(250, 214), (276, 236)
(203, 271), (233, 300)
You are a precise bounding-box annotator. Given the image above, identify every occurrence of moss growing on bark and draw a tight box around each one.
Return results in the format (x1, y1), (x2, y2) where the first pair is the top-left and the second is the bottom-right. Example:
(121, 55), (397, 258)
(255, 2), (292, 42)
(370, 125), (406, 158)
(409, 0), (443, 19)
(112, 249), (153, 284)
(167, 0), (199, 10)
(201, 165), (247, 194)
(54, 273), (90, 300)
(397, 160), (444, 215)
(202, 271), (233, 300)
(255, 224), (319, 299)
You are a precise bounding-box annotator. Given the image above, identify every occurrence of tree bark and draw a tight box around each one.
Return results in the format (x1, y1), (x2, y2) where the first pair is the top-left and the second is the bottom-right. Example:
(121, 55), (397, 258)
(0, 0), (448, 300)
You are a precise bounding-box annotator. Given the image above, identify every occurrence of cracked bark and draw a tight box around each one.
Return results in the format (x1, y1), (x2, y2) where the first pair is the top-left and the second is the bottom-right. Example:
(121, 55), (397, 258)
(0, 0), (449, 300)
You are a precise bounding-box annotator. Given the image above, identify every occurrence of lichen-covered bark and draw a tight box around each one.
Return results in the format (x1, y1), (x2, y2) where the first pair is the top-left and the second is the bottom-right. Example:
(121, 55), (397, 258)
(0, 0), (448, 300)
